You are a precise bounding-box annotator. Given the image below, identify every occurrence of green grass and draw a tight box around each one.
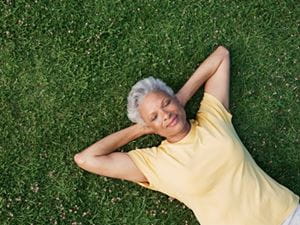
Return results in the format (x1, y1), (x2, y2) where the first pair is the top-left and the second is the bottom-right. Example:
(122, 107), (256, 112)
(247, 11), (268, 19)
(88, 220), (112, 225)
(0, 0), (299, 224)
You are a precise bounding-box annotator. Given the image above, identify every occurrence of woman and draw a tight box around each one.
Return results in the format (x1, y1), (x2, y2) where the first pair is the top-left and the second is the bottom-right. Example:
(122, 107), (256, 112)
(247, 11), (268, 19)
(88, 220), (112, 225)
(74, 46), (299, 225)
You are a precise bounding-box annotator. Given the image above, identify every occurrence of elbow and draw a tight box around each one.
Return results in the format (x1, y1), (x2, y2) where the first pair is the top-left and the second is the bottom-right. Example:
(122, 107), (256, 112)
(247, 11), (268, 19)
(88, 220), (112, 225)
(74, 153), (85, 166)
(218, 46), (230, 57)
(74, 146), (96, 167)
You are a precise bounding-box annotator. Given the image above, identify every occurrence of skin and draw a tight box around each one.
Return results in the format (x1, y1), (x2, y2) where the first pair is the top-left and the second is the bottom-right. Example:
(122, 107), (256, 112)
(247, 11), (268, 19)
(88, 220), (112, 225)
(74, 45), (230, 184)
(138, 91), (191, 143)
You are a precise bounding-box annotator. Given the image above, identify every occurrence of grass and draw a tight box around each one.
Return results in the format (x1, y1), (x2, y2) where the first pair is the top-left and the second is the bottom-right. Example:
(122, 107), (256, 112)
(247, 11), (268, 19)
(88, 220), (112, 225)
(0, 0), (299, 224)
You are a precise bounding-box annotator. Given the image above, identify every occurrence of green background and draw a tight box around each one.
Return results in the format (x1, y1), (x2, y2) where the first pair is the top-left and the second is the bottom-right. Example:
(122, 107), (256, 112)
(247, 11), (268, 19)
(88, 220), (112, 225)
(1, 0), (299, 224)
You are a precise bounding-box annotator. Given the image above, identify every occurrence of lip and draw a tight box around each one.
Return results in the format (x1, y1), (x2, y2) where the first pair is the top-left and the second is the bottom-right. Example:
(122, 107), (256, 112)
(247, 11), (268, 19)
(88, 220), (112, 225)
(167, 115), (178, 127)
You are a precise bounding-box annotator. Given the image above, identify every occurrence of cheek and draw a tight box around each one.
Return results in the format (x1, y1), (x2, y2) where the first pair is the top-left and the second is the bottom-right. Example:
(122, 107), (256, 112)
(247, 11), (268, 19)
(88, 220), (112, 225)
(152, 121), (167, 135)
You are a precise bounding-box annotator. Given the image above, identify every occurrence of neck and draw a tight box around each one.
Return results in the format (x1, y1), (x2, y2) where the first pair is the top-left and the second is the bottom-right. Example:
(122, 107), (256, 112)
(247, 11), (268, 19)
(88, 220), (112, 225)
(167, 120), (191, 143)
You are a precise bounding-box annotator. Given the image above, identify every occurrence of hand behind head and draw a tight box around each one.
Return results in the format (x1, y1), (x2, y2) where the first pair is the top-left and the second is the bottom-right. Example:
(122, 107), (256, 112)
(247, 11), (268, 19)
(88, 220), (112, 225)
(135, 123), (156, 135)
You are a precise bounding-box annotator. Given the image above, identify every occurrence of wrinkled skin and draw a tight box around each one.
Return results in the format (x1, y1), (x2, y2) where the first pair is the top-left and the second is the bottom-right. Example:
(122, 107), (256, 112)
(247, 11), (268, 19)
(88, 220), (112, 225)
(138, 91), (191, 143)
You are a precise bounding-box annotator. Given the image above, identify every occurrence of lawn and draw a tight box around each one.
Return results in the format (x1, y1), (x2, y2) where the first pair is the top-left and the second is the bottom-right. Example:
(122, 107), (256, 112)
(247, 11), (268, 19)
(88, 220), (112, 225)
(0, 0), (299, 224)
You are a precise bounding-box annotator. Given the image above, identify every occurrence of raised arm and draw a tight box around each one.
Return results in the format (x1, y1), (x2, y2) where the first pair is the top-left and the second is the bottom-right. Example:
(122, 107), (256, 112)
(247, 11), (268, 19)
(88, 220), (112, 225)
(176, 46), (230, 110)
(74, 124), (153, 182)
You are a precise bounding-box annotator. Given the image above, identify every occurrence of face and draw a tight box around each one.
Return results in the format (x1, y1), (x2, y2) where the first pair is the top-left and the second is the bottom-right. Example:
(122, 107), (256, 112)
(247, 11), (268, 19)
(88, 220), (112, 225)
(138, 91), (188, 139)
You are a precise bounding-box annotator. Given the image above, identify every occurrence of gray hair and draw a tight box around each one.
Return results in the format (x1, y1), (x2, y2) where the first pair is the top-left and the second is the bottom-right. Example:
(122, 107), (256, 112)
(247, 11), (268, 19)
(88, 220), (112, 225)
(127, 76), (174, 124)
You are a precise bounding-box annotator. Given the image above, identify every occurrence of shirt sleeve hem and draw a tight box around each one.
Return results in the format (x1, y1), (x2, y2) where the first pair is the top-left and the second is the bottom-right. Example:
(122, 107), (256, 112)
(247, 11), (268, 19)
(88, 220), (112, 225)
(127, 151), (158, 191)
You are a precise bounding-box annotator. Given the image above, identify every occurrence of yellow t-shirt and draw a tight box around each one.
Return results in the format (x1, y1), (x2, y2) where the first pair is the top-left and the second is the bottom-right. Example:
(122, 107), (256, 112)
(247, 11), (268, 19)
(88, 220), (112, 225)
(128, 92), (299, 225)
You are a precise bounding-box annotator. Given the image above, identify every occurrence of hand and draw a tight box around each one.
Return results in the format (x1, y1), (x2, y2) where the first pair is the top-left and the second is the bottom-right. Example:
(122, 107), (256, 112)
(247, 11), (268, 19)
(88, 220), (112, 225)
(134, 123), (155, 135)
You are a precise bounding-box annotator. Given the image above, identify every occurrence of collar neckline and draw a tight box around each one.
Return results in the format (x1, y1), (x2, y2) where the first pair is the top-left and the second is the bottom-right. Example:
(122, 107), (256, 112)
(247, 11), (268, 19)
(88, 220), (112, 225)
(162, 120), (196, 145)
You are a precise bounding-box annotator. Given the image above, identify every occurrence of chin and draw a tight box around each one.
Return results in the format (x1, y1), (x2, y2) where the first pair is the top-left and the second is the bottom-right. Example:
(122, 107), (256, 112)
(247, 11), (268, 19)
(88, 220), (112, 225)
(170, 119), (185, 134)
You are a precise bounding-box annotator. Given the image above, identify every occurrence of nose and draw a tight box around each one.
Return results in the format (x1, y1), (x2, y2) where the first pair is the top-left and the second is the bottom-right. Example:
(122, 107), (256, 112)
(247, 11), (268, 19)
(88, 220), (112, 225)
(162, 109), (172, 121)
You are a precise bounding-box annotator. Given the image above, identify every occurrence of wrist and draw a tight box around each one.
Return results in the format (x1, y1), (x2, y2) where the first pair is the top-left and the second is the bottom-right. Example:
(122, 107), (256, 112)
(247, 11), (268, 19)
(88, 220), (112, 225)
(130, 124), (146, 137)
(133, 123), (154, 136)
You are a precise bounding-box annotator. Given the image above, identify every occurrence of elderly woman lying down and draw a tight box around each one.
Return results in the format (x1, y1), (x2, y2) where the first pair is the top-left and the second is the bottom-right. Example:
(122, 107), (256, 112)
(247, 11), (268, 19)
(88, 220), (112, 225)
(74, 46), (299, 225)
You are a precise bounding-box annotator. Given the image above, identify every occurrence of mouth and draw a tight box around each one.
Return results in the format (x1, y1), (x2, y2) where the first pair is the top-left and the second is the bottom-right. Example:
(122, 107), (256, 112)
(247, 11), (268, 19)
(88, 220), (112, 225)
(167, 115), (178, 128)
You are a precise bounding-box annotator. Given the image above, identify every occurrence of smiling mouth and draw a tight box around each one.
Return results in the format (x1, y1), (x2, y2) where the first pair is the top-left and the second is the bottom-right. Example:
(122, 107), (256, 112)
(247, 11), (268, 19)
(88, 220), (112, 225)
(167, 115), (178, 127)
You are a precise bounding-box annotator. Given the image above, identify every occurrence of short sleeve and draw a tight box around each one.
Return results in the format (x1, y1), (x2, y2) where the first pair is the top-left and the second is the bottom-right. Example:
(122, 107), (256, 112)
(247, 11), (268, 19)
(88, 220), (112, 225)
(127, 147), (161, 191)
(196, 92), (233, 124)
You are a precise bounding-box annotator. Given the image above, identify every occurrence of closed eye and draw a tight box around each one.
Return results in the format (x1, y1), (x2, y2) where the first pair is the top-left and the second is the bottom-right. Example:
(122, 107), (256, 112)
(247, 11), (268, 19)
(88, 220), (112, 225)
(151, 114), (157, 121)
(164, 99), (171, 107)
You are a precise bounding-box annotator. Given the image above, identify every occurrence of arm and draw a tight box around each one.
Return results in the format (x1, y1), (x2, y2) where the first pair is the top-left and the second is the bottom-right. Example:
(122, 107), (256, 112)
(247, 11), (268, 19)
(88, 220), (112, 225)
(74, 124), (153, 182)
(176, 46), (230, 110)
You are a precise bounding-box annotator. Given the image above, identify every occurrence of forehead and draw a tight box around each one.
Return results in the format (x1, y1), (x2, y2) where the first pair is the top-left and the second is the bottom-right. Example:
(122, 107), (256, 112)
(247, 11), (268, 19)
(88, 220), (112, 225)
(144, 91), (169, 101)
(139, 91), (170, 112)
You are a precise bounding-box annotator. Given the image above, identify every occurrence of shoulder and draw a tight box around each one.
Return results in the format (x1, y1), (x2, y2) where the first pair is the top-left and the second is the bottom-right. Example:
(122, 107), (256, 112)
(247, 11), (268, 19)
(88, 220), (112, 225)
(196, 92), (233, 125)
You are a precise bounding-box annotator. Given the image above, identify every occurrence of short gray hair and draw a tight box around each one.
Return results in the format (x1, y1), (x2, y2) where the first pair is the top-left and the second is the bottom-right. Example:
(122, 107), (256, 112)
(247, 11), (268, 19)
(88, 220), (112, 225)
(127, 76), (174, 124)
